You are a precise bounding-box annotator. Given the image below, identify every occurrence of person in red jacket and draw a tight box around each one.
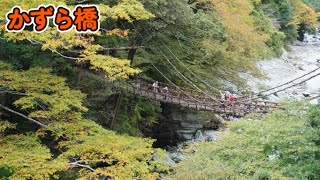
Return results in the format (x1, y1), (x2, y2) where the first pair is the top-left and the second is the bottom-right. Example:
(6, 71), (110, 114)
(229, 93), (234, 104)
(229, 93), (235, 112)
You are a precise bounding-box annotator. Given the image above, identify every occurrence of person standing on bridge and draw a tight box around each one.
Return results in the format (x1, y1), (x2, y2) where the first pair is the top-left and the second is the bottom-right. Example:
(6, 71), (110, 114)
(229, 93), (235, 111)
(220, 91), (225, 102)
(219, 91), (226, 110)
(224, 91), (229, 102)
(163, 86), (169, 100)
(247, 94), (253, 112)
(229, 93), (234, 104)
(223, 91), (230, 111)
(152, 81), (159, 93)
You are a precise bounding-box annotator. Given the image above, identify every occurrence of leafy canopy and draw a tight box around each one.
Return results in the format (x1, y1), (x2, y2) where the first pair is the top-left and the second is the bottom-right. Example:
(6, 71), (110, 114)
(0, 61), (168, 179)
(0, 0), (154, 80)
(0, 1), (170, 177)
(0, 61), (87, 122)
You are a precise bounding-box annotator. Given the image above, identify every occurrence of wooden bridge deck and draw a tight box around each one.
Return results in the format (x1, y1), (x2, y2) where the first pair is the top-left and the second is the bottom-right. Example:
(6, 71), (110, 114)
(125, 79), (282, 117)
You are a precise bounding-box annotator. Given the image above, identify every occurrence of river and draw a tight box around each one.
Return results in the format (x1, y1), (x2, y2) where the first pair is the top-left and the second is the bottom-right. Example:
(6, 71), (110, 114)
(242, 33), (320, 103)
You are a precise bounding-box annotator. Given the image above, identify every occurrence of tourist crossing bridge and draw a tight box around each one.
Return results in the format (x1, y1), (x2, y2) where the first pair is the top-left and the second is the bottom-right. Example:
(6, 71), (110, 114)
(124, 78), (282, 117)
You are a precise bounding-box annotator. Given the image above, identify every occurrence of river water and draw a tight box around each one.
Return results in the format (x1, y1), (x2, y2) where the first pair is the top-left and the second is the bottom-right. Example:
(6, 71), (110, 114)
(242, 33), (320, 103)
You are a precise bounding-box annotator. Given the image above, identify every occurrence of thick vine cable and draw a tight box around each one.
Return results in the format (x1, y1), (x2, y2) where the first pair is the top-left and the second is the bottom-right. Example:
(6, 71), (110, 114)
(118, 21), (203, 102)
(122, 21), (216, 102)
(144, 8), (222, 93)
(133, 22), (218, 101)
(262, 71), (320, 97)
(258, 66), (320, 94)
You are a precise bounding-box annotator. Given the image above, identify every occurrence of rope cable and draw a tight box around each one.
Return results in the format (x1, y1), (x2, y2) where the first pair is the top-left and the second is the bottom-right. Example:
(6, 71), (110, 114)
(157, 35), (220, 92)
(255, 70), (320, 99)
(258, 66), (320, 94)
(262, 71), (320, 97)
(124, 21), (216, 101)
(118, 21), (202, 102)
(140, 11), (224, 94)
(135, 22), (218, 101)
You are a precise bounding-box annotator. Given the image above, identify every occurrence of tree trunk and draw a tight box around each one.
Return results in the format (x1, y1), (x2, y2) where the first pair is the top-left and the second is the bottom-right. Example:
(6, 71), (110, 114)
(110, 93), (123, 129)
(128, 49), (137, 65)
(298, 24), (305, 42)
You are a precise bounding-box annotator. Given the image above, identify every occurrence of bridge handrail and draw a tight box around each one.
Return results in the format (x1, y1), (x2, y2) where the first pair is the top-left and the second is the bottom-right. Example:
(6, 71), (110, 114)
(126, 78), (282, 116)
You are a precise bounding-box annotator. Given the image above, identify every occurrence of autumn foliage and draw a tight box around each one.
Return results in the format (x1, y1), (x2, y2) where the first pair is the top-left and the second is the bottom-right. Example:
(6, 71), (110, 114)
(0, 0), (319, 179)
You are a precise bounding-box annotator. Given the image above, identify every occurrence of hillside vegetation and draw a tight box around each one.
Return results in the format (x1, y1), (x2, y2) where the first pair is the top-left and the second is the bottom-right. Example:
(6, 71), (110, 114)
(0, 0), (319, 179)
(171, 101), (320, 179)
(305, 0), (320, 11)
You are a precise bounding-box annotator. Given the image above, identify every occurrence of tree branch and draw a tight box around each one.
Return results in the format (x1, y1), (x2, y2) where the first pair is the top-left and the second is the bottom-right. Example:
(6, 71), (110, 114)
(0, 91), (27, 96)
(97, 46), (145, 54)
(66, 0), (92, 5)
(69, 161), (96, 172)
(0, 104), (70, 140)
(26, 39), (81, 60)
(0, 104), (48, 128)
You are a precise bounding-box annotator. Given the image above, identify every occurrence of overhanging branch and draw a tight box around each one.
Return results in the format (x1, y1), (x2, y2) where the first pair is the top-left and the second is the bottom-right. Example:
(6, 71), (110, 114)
(0, 104), (48, 128)
(0, 104), (70, 140)
(97, 46), (145, 54)
(0, 91), (27, 96)
(69, 161), (96, 172)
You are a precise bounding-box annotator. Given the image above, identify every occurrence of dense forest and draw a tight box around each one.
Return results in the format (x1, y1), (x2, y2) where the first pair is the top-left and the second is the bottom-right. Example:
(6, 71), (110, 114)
(0, 0), (320, 179)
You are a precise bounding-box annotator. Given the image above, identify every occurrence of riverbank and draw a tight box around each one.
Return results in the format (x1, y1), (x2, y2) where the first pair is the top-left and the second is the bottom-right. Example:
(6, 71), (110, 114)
(241, 34), (320, 103)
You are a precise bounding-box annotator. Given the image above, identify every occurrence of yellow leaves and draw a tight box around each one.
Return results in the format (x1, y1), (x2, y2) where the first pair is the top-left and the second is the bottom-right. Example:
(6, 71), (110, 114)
(0, 0), (154, 26)
(0, 134), (68, 179)
(0, 63), (88, 122)
(107, 28), (129, 36)
(0, 120), (168, 180)
(0, 120), (15, 133)
(209, 0), (269, 57)
(0, 0), (66, 21)
(42, 119), (168, 179)
(4, 27), (142, 80)
(197, 0), (271, 74)
(252, 0), (262, 5)
(87, 55), (141, 80)
(0, 24), (5, 32)
(289, 0), (319, 27)
(77, 130), (86, 136)
(0, 0), (153, 81)
(0, 61), (12, 70)
(108, 0), (155, 21)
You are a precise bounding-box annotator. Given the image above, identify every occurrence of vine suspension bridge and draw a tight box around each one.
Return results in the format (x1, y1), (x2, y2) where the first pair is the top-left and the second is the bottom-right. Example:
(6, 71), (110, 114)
(117, 21), (320, 117)
(125, 78), (281, 117)
(124, 65), (320, 117)
(1, 34), (318, 119)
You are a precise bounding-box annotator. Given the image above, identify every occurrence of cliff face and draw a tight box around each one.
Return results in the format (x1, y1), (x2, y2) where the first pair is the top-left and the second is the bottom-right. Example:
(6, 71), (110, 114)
(152, 103), (222, 147)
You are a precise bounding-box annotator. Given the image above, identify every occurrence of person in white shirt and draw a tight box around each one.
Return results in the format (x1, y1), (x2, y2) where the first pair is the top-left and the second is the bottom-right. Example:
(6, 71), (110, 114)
(163, 86), (169, 100)
(152, 81), (159, 93)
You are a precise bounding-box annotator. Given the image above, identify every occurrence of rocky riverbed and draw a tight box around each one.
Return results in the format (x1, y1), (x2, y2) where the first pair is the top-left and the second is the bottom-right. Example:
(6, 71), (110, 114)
(241, 33), (320, 103)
